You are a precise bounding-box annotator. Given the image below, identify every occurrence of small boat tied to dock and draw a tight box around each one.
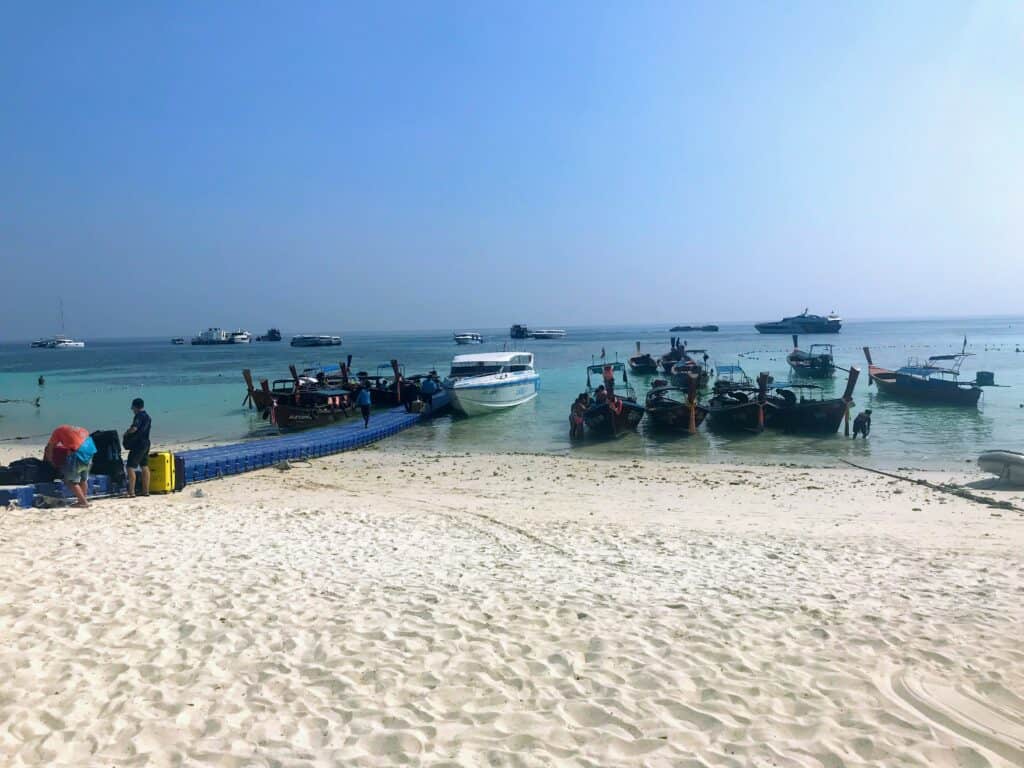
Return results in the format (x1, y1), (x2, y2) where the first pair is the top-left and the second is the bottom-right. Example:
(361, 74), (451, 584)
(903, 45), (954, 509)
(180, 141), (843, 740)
(243, 358), (444, 430)
(863, 339), (996, 407)
(444, 352), (540, 416)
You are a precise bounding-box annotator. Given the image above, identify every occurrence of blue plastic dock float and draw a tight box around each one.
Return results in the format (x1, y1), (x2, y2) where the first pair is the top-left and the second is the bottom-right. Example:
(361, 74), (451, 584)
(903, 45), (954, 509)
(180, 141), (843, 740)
(177, 391), (449, 485)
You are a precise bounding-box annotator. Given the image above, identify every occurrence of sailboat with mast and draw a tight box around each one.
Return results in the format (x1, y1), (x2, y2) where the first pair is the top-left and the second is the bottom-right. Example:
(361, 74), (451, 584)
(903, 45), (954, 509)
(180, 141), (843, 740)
(30, 299), (85, 348)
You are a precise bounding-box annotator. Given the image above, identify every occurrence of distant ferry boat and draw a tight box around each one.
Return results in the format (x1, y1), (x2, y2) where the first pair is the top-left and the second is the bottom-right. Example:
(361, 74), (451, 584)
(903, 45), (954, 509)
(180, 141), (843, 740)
(444, 351), (540, 416)
(755, 310), (841, 334)
(454, 332), (483, 345)
(191, 328), (252, 345)
(290, 334), (343, 347)
(510, 325), (566, 339)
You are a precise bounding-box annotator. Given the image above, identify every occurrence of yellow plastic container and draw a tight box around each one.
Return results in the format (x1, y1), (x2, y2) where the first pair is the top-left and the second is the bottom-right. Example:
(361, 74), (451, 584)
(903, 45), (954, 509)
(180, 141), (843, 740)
(147, 451), (175, 493)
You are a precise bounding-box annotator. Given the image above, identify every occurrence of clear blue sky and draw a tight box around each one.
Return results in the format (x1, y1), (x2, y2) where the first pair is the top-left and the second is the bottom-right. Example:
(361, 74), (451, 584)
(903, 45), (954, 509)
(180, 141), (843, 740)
(1, 1), (1021, 339)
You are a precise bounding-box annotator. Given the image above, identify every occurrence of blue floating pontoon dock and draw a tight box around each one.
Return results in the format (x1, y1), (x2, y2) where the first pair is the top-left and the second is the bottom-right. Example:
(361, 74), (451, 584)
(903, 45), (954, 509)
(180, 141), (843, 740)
(177, 390), (450, 484)
(2, 392), (449, 507)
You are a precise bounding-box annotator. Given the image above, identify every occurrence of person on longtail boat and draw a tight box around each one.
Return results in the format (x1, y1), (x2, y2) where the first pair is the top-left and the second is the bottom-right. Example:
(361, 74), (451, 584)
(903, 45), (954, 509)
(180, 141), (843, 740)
(43, 424), (96, 508)
(569, 394), (586, 439)
(594, 385), (608, 404)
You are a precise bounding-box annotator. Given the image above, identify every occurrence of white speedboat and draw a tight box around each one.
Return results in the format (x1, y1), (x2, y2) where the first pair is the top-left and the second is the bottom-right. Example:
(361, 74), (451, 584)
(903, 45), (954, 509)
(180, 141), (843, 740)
(453, 332), (483, 345)
(531, 329), (567, 339)
(978, 450), (1024, 486)
(445, 352), (540, 416)
(291, 334), (343, 347)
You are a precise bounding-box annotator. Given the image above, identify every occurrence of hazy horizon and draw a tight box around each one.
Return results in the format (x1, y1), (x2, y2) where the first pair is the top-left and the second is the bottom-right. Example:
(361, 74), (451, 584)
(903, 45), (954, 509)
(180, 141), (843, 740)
(3, 2), (1022, 341)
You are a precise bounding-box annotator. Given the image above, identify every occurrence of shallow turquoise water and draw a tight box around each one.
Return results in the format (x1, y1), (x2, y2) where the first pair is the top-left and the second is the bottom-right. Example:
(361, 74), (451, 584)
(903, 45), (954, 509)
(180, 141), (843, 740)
(2, 318), (1022, 469)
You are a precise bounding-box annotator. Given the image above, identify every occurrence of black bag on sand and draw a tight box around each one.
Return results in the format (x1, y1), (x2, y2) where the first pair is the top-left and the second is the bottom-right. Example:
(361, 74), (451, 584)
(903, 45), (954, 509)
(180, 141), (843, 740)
(90, 430), (126, 485)
(0, 457), (58, 485)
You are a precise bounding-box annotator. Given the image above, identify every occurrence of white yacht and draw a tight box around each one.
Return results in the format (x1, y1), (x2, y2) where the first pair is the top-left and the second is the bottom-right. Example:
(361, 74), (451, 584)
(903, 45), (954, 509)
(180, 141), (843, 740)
(453, 332), (483, 345)
(30, 300), (86, 348)
(290, 334), (343, 347)
(445, 351), (540, 416)
(531, 329), (567, 339)
(229, 330), (252, 344)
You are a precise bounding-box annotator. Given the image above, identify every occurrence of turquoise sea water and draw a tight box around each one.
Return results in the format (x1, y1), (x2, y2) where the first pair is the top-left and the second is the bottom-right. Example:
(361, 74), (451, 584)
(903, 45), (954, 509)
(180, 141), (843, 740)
(2, 318), (1023, 469)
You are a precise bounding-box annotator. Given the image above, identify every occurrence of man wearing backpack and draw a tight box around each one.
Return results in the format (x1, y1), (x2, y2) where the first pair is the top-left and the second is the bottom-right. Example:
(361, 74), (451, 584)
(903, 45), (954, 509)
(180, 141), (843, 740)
(124, 398), (152, 497)
(44, 425), (96, 508)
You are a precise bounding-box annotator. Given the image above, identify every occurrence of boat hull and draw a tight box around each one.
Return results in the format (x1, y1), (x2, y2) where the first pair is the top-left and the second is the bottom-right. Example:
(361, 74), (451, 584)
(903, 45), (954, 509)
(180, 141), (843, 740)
(706, 400), (764, 433)
(583, 400), (645, 438)
(869, 366), (982, 406)
(447, 375), (540, 416)
(270, 402), (352, 431)
(628, 355), (659, 375)
(767, 398), (848, 434)
(646, 403), (708, 433)
(978, 451), (1024, 486)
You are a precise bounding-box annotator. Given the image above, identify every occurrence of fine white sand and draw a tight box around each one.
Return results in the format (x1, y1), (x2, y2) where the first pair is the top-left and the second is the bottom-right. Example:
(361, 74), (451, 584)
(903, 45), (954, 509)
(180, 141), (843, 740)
(1, 448), (1023, 766)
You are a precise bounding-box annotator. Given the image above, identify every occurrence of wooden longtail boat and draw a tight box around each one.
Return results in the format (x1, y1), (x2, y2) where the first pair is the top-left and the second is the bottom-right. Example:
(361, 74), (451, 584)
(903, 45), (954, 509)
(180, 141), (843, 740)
(645, 373), (707, 434)
(787, 334), (835, 379)
(863, 342), (987, 407)
(628, 342), (659, 375)
(582, 362), (645, 438)
(705, 372), (771, 433)
(767, 367), (859, 435)
(668, 349), (710, 389)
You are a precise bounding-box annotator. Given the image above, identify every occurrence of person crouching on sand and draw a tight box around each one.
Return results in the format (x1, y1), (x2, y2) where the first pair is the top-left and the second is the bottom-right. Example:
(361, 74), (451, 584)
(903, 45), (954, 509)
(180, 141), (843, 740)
(44, 424), (96, 508)
(356, 385), (372, 428)
(853, 409), (872, 438)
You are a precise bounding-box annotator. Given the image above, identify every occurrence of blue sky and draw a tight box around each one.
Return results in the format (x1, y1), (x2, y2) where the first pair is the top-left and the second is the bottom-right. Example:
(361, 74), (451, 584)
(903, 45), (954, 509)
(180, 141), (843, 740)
(1, 1), (1021, 338)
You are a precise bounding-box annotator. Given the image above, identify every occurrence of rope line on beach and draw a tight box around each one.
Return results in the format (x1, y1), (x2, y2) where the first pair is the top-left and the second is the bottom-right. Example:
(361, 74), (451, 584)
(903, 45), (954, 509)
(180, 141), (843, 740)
(839, 459), (1024, 514)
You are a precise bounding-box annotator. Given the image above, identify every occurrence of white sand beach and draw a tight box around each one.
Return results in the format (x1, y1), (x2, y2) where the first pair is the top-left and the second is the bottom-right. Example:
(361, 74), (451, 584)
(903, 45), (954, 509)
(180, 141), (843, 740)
(1, 448), (1023, 766)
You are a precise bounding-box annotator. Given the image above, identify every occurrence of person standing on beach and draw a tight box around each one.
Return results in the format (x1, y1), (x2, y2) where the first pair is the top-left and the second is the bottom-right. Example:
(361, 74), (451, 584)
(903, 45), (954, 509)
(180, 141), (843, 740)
(356, 385), (372, 428)
(43, 424), (96, 508)
(420, 375), (438, 412)
(124, 398), (152, 496)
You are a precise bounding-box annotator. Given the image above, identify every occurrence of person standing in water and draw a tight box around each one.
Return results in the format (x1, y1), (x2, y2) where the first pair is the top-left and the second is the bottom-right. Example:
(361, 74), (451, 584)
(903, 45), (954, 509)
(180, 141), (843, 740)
(356, 385), (372, 428)
(124, 398), (152, 496)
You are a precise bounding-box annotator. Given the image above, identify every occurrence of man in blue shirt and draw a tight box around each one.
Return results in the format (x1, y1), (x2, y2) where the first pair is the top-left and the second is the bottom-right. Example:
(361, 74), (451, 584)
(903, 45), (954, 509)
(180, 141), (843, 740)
(125, 397), (152, 496)
(355, 386), (372, 428)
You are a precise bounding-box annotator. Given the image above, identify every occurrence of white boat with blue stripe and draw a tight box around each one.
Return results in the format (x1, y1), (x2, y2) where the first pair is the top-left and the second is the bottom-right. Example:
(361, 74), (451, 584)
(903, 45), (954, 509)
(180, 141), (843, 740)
(445, 352), (540, 416)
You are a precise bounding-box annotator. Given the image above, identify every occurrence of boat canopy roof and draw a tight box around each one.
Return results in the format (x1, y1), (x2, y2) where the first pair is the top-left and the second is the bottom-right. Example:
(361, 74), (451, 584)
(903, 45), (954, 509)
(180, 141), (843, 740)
(452, 352), (533, 364)
(587, 361), (626, 373)
(929, 353), (973, 361)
